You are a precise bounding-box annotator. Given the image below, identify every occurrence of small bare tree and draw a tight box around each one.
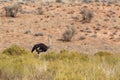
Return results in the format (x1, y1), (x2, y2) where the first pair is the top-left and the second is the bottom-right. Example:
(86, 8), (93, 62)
(63, 26), (76, 41)
(4, 2), (22, 17)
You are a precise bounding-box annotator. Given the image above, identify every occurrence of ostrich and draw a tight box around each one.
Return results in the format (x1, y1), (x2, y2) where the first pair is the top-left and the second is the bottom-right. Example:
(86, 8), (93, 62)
(31, 35), (52, 54)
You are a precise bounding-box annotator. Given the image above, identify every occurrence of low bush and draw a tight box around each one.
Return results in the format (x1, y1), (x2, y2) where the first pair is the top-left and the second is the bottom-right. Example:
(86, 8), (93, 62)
(94, 51), (112, 57)
(0, 50), (52, 80)
(80, 9), (94, 23)
(2, 45), (30, 56)
(56, 0), (62, 3)
(62, 26), (76, 41)
(37, 7), (43, 15)
(0, 45), (120, 80)
(4, 3), (21, 17)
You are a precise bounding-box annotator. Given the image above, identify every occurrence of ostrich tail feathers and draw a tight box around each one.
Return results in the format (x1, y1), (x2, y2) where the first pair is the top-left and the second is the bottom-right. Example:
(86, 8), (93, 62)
(31, 46), (36, 53)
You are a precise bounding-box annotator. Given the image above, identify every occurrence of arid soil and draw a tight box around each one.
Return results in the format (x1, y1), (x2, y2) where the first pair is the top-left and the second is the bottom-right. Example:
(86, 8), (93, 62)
(0, 1), (120, 54)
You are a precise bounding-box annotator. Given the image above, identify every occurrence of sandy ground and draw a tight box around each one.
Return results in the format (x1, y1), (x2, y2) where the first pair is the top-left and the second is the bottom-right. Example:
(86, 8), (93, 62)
(0, 1), (120, 54)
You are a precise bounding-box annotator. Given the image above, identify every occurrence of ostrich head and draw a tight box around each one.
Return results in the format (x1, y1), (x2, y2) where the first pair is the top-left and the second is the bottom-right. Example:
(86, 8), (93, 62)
(48, 35), (52, 49)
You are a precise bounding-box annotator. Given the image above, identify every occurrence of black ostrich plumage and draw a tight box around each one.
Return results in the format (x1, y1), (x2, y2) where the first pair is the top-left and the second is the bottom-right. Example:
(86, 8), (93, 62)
(31, 43), (49, 54)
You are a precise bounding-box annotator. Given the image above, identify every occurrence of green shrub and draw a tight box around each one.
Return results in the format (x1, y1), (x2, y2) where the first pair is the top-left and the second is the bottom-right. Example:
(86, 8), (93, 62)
(2, 45), (30, 56)
(0, 45), (120, 80)
(0, 52), (52, 80)
(40, 50), (89, 62)
(94, 51), (112, 57)
(59, 51), (88, 61)
(40, 52), (59, 61)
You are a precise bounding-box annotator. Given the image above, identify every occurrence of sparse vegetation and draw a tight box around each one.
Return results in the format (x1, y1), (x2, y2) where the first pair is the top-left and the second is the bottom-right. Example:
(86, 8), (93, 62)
(4, 3), (21, 17)
(94, 51), (112, 57)
(91, 34), (97, 38)
(2, 45), (30, 56)
(37, 7), (43, 15)
(80, 9), (94, 23)
(62, 26), (76, 41)
(34, 33), (44, 36)
(0, 45), (120, 80)
(79, 36), (86, 40)
(82, 0), (90, 3)
(56, 0), (62, 3)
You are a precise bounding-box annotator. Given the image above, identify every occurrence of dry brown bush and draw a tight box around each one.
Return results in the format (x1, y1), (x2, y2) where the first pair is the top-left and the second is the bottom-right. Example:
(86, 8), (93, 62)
(80, 9), (94, 23)
(63, 26), (76, 41)
(4, 3), (22, 17)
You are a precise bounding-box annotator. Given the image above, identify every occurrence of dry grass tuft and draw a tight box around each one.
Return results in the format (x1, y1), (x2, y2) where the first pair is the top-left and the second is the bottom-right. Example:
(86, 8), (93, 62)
(0, 45), (120, 80)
